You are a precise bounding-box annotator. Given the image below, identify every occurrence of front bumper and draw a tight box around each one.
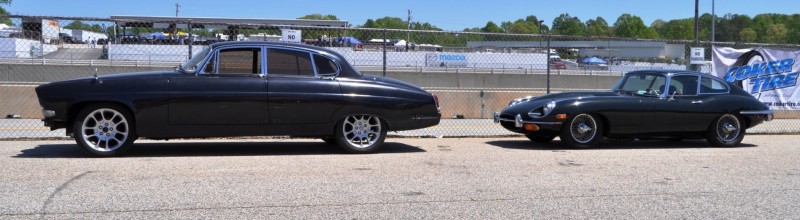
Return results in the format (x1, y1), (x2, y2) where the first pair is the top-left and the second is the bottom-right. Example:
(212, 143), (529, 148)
(493, 112), (563, 135)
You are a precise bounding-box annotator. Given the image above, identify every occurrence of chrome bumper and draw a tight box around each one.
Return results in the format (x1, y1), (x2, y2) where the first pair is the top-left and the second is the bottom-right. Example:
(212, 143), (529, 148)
(740, 109), (774, 121)
(493, 112), (562, 128)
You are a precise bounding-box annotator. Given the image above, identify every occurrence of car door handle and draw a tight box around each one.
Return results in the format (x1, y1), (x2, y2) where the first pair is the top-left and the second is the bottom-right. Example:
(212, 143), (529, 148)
(691, 100), (703, 104)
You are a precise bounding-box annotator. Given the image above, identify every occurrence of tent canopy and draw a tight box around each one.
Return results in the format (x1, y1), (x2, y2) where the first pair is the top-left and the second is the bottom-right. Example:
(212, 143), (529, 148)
(581, 57), (607, 64)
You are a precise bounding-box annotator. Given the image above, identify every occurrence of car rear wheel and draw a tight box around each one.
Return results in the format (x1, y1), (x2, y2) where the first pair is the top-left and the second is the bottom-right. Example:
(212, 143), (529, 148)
(706, 114), (745, 147)
(525, 134), (556, 143)
(335, 115), (387, 153)
(560, 113), (602, 148)
(73, 104), (137, 157)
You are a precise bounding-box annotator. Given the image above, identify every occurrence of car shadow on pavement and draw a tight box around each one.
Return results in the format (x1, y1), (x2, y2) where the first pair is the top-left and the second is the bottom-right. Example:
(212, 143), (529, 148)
(487, 139), (757, 150)
(15, 141), (425, 158)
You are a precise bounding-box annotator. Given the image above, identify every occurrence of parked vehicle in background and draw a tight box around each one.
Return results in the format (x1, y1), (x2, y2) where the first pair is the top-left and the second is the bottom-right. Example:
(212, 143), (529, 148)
(494, 70), (773, 148)
(35, 41), (441, 156)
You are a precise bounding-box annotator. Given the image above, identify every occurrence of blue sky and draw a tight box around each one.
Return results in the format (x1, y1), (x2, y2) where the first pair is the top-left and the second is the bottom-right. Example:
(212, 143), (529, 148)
(5, 0), (798, 31)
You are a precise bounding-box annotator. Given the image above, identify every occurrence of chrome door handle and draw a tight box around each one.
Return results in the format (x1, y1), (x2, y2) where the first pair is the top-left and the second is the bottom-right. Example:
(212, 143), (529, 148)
(691, 100), (703, 104)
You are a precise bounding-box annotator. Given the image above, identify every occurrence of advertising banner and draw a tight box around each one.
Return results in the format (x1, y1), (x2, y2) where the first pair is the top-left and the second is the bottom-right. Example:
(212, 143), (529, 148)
(712, 46), (799, 110)
(425, 53), (468, 67)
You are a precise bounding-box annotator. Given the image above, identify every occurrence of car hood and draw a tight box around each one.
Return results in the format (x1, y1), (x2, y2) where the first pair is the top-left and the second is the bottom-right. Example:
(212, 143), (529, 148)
(96, 71), (173, 80)
(504, 91), (619, 113)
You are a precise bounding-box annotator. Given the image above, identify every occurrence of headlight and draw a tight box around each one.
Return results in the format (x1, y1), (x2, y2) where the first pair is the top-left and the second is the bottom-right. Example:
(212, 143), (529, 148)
(543, 101), (556, 116)
(530, 101), (556, 118)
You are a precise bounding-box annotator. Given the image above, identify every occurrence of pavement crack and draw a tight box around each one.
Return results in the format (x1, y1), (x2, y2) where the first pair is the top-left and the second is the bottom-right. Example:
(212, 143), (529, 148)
(38, 171), (93, 218)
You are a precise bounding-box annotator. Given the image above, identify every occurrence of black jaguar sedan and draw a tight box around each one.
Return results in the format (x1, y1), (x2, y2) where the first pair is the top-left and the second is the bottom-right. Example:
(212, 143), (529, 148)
(494, 70), (773, 148)
(36, 41), (441, 156)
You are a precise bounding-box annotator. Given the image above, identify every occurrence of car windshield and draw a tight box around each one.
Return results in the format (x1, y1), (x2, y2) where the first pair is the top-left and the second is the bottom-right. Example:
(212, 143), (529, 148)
(179, 47), (211, 72)
(613, 72), (666, 96)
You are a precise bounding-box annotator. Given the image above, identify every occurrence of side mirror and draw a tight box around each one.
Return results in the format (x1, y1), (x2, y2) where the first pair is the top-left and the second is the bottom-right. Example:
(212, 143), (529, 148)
(668, 91), (677, 101)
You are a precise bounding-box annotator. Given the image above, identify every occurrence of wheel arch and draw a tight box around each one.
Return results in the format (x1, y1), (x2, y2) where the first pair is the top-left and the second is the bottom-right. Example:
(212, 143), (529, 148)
(66, 101), (136, 135)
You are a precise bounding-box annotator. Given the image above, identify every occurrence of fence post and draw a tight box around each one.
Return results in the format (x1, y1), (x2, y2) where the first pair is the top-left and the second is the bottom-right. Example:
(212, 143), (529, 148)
(187, 19), (193, 60)
(546, 34), (551, 94)
(382, 29), (387, 77)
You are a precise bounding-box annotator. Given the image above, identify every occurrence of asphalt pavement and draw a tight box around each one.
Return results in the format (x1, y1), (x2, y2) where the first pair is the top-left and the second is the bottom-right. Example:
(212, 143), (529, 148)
(1, 136), (799, 218)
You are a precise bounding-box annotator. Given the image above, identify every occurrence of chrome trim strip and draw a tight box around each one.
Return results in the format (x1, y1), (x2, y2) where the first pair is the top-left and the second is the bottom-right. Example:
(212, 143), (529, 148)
(740, 110), (774, 115)
(496, 118), (562, 125)
(411, 116), (440, 120)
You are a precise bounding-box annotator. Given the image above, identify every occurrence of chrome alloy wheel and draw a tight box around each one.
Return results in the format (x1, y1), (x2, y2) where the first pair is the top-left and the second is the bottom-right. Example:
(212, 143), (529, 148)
(570, 114), (597, 144)
(81, 108), (130, 152)
(716, 114), (741, 142)
(342, 115), (382, 148)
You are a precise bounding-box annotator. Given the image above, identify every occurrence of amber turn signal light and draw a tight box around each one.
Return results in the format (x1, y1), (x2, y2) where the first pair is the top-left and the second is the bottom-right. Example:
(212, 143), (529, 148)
(555, 114), (568, 120)
(524, 124), (539, 131)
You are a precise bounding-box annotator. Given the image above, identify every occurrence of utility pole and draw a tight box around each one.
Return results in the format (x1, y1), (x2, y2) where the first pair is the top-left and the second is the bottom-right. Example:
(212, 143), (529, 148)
(175, 3), (180, 17)
(406, 9), (412, 51)
(711, 0), (715, 42)
(690, 0), (701, 71)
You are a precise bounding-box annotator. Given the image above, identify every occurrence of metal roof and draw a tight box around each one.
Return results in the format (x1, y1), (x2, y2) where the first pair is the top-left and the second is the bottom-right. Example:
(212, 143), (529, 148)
(110, 15), (349, 27)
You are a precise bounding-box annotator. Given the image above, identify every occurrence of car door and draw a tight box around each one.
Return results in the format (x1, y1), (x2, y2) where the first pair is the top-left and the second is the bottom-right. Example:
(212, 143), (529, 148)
(266, 48), (342, 124)
(653, 75), (708, 132)
(168, 46), (269, 125)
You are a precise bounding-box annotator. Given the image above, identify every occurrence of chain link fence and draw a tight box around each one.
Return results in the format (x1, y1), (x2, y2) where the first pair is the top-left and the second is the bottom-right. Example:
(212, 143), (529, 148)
(1, 15), (798, 138)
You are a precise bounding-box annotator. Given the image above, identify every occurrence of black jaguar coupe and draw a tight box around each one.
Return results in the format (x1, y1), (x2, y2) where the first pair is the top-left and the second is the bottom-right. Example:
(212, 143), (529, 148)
(495, 70), (773, 148)
(36, 41), (441, 156)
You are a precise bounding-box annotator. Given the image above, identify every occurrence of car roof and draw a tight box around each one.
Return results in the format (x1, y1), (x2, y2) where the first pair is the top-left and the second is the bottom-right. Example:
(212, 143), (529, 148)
(627, 69), (718, 77)
(209, 41), (336, 53)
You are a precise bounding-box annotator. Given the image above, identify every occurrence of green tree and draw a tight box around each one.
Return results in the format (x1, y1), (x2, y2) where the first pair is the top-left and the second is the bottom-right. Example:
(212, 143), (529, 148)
(612, 14), (649, 38)
(551, 13), (585, 36)
(298, 14), (339, 20)
(715, 14), (751, 42)
(0, 0), (11, 26)
(661, 19), (693, 40)
(361, 16), (407, 29)
(764, 23), (788, 43)
(481, 21), (503, 33)
(586, 17), (612, 36)
(738, 28), (757, 42)
(64, 20), (92, 31)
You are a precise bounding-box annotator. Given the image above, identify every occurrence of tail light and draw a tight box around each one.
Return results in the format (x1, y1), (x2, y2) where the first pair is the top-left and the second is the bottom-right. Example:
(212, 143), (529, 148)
(432, 94), (441, 113)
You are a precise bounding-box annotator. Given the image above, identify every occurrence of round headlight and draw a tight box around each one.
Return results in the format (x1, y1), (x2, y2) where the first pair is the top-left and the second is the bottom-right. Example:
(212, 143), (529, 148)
(543, 101), (556, 116)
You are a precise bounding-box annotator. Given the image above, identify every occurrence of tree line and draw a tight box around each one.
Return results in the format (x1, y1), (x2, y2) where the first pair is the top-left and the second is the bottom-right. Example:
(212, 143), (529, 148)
(45, 12), (800, 45)
(357, 13), (800, 44)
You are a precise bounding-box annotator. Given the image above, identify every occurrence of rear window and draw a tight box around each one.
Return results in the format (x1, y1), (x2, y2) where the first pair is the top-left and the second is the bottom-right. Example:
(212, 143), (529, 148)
(701, 77), (729, 93)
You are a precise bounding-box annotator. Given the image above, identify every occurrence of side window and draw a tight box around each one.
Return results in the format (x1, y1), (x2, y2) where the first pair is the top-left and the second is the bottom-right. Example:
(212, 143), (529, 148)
(701, 77), (729, 93)
(267, 49), (314, 76)
(670, 75), (698, 95)
(203, 54), (215, 73)
(216, 48), (261, 74)
(314, 54), (338, 75)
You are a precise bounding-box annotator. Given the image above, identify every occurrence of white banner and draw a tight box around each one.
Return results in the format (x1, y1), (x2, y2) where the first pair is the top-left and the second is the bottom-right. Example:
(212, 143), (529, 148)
(712, 46), (799, 110)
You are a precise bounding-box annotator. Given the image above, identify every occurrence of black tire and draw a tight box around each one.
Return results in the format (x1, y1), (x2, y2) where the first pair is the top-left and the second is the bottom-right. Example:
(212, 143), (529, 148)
(73, 104), (137, 157)
(321, 137), (337, 145)
(730, 50), (763, 88)
(334, 115), (387, 153)
(705, 114), (746, 147)
(559, 113), (603, 148)
(525, 134), (556, 143)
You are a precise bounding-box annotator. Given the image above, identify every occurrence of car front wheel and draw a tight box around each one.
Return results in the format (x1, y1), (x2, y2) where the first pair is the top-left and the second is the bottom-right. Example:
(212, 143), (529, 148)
(560, 113), (602, 148)
(335, 115), (387, 153)
(73, 104), (137, 157)
(706, 114), (745, 147)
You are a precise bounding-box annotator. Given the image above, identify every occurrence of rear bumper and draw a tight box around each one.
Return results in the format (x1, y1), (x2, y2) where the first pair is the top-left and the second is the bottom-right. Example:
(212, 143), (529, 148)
(740, 109), (773, 128)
